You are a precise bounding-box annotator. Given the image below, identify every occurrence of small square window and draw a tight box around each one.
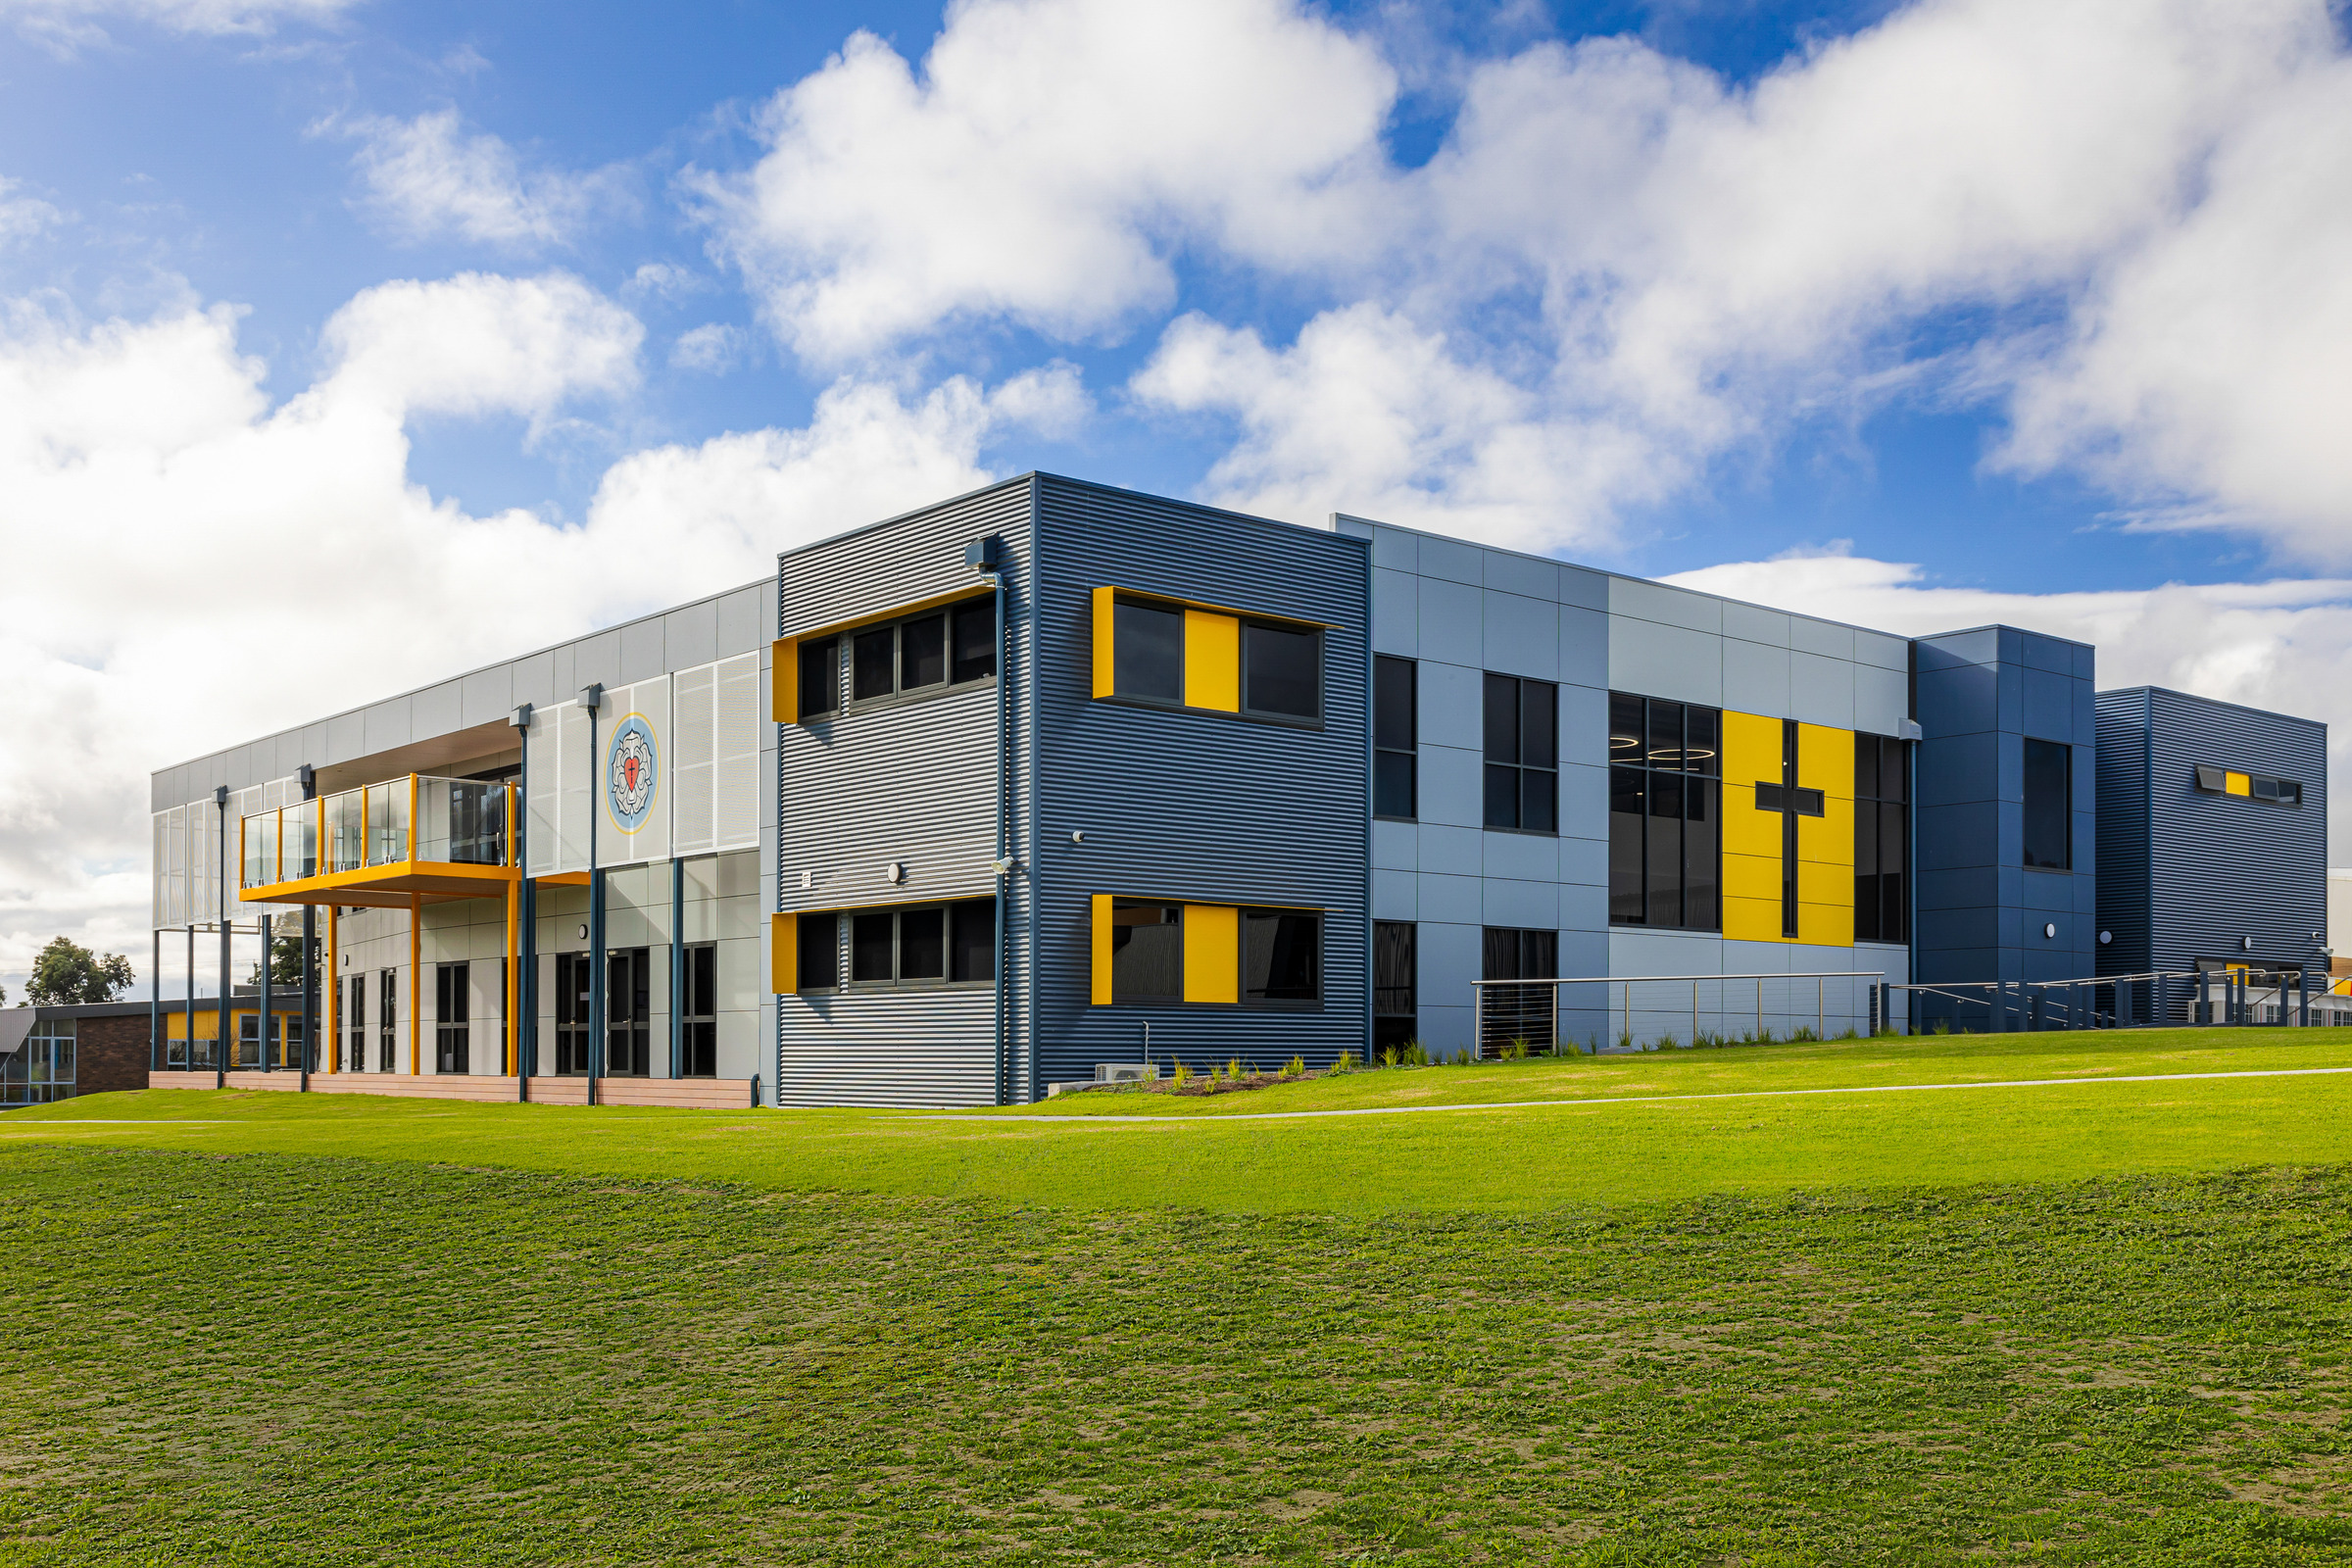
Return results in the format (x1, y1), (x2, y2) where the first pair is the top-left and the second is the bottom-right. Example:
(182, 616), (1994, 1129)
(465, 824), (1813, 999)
(900, 615), (947, 690)
(799, 638), (839, 717)
(1243, 622), (1319, 718)
(1114, 603), (1184, 703)
(952, 604), (996, 683)
(852, 629), (895, 702)
(1110, 902), (1183, 1001)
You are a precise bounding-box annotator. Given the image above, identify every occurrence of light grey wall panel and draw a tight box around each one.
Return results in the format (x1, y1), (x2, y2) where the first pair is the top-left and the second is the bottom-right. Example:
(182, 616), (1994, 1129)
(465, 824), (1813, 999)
(1417, 578), (1482, 666)
(664, 602), (718, 672)
(512, 652), (555, 711)
(1484, 876), (1557, 927)
(1373, 868), (1418, 919)
(1416, 535), (1482, 586)
(1854, 664), (1909, 737)
(1418, 824), (1480, 876)
(1790, 616), (1853, 661)
(1723, 639), (1791, 718)
(1419, 873), (1482, 925)
(1486, 550), (1558, 598)
(1789, 652), (1854, 728)
(364, 699), (411, 756)
(1372, 567), (1418, 656)
(1723, 602), (1789, 648)
(619, 617), (665, 684)
(1483, 831), (1557, 882)
(1418, 662), (1482, 753)
(573, 631), (618, 692)
(1367, 523), (1415, 571)
(414, 680), (462, 742)
(1560, 607), (1607, 686)
(1610, 577), (1721, 634)
(461, 666), (512, 728)
(717, 584), (768, 657)
(1418, 745), (1481, 829)
(1558, 565), (1607, 611)
(1483, 590), (1557, 679)
(1610, 617), (1724, 707)
(1855, 629), (1909, 671)
(1372, 819), (1416, 870)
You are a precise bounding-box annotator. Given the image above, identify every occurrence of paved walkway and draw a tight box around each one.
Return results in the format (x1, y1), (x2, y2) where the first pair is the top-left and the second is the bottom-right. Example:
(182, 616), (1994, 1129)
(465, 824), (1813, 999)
(927, 1065), (2352, 1124)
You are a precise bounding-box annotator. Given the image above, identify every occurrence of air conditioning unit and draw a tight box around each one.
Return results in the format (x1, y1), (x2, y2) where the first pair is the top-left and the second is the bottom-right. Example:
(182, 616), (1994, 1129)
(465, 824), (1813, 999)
(1095, 1062), (1161, 1083)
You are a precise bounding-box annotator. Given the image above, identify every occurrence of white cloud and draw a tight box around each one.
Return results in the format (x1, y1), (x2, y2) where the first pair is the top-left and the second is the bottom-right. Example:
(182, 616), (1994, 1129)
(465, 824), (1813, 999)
(0, 0), (350, 50)
(1665, 551), (2352, 855)
(669, 322), (744, 374)
(0, 278), (1055, 995)
(342, 110), (631, 251)
(0, 177), (60, 246)
(692, 0), (1396, 361)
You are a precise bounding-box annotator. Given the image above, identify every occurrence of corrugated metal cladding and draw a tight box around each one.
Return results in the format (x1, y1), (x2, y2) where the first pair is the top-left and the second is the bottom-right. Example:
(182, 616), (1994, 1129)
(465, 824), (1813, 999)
(1034, 475), (1370, 1082)
(2099, 686), (2328, 976)
(774, 478), (1036, 1108)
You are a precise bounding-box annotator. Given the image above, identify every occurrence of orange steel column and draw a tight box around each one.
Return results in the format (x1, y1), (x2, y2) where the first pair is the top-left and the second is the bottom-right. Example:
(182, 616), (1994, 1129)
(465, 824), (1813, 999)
(324, 902), (339, 1073)
(409, 894), (421, 1076)
(507, 782), (519, 1077)
(504, 878), (518, 1077)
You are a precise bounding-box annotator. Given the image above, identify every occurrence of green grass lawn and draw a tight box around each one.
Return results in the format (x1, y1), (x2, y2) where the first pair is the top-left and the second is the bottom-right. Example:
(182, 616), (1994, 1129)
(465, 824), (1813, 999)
(7, 1027), (2352, 1564)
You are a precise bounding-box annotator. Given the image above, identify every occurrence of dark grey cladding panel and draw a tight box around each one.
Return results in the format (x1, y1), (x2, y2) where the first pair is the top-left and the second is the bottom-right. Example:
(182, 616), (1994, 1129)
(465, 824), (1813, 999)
(1033, 475), (1369, 1086)
(663, 600), (718, 672)
(773, 478), (1038, 1108)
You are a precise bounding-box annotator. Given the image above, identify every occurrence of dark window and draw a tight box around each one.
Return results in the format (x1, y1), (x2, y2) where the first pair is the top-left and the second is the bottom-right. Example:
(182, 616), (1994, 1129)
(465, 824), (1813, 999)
(344, 975), (366, 1073)
(683, 943), (717, 1077)
(607, 947), (650, 1077)
(798, 638), (839, 718)
(899, 906), (945, 980)
(797, 912), (839, 992)
(1608, 691), (1722, 931)
(2195, 764), (2304, 806)
(852, 628), (895, 701)
(1373, 920), (1415, 1053)
(1110, 902), (1183, 1001)
(952, 602), (996, 684)
(851, 911), (894, 982)
(1484, 673), (1558, 832)
(435, 961), (468, 1075)
(951, 899), (995, 983)
(2024, 738), (2072, 870)
(1114, 602), (1184, 702)
(1243, 622), (1320, 719)
(1480, 926), (1558, 1058)
(555, 953), (590, 1075)
(1374, 656), (1416, 819)
(1854, 732), (1908, 944)
(900, 614), (947, 689)
(378, 968), (398, 1074)
(825, 901), (998, 988)
(1242, 910), (1320, 1006)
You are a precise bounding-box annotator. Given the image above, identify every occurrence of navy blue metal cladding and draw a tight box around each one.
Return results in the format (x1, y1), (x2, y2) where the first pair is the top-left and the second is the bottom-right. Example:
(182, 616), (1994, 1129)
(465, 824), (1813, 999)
(1033, 475), (1370, 1083)
(2095, 687), (2327, 978)
(1911, 625), (2097, 1002)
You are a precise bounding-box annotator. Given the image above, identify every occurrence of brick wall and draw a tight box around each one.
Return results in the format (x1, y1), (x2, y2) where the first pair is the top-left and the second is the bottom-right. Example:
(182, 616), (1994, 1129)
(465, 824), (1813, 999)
(75, 1014), (154, 1098)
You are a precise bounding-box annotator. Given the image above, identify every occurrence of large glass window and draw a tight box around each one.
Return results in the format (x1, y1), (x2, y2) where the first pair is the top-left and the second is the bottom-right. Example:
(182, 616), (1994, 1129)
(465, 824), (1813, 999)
(797, 913), (839, 992)
(1854, 733), (1908, 943)
(1110, 902), (1183, 1001)
(1373, 920), (1416, 1053)
(951, 900), (996, 984)
(435, 961), (469, 1075)
(683, 943), (717, 1077)
(1484, 673), (1558, 832)
(1242, 909), (1320, 1006)
(344, 974), (366, 1072)
(2024, 738), (2072, 870)
(952, 602), (997, 684)
(1243, 623), (1320, 719)
(1113, 602), (1184, 702)
(1607, 692), (1721, 930)
(799, 637), (839, 717)
(1374, 657), (1416, 819)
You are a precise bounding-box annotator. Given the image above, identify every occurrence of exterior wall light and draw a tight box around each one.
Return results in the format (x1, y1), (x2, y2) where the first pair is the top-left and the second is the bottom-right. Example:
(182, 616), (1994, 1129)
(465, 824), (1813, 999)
(2043, 922), (2057, 939)
(2098, 930), (2112, 945)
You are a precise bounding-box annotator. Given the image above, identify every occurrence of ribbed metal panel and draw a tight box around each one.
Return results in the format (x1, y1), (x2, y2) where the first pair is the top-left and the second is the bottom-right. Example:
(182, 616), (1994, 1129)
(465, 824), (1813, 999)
(774, 479), (1036, 1108)
(1034, 475), (1370, 1084)
(2132, 686), (2328, 972)
(2093, 689), (2152, 974)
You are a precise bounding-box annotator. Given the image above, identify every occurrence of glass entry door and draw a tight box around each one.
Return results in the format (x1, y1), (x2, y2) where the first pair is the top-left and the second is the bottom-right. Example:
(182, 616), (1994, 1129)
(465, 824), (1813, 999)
(555, 953), (592, 1075)
(607, 948), (651, 1077)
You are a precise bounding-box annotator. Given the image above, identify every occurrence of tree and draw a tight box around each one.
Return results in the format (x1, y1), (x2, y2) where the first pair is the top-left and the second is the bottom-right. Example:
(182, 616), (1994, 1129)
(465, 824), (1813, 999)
(247, 931), (313, 990)
(26, 937), (135, 1005)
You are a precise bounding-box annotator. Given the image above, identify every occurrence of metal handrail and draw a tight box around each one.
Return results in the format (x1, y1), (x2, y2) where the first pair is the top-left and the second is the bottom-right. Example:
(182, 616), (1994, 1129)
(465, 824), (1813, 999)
(1473, 970), (1888, 1053)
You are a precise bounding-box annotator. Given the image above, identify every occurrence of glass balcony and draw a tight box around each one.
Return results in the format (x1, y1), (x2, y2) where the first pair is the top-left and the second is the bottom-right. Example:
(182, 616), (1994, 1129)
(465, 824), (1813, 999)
(240, 775), (514, 905)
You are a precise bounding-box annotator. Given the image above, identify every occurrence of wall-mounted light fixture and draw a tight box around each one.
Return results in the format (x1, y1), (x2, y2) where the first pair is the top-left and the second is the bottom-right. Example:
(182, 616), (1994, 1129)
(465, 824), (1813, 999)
(2043, 922), (2057, 939)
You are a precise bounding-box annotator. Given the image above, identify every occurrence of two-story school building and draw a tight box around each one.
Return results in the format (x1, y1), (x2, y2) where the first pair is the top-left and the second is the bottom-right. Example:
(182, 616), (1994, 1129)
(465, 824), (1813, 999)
(131, 473), (2328, 1108)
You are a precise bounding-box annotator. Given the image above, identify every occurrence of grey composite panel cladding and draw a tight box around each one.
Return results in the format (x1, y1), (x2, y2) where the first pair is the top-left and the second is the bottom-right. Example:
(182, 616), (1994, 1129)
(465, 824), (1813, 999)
(1035, 476), (1370, 1082)
(772, 478), (1036, 1108)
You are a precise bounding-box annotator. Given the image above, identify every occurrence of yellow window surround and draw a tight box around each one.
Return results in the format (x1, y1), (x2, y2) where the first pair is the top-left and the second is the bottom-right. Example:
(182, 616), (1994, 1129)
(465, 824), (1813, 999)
(1091, 586), (1329, 715)
(769, 911), (797, 995)
(1090, 895), (1318, 1005)
(771, 584), (998, 724)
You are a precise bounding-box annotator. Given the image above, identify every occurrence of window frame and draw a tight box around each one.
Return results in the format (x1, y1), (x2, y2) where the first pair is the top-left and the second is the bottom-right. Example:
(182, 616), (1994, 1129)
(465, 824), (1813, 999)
(797, 899), (998, 993)
(1606, 691), (1723, 932)
(794, 599), (999, 723)
(1108, 899), (1186, 1004)
(1373, 919), (1416, 1053)
(435, 959), (469, 1076)
(1483, 671), (1560, 835)
(682, 941), (717, 1078)
(1374, 656), (1417, 820)
(1853, 731), (1908, 945)
(2022, 736), (2073, 872)
(1102, 591), (1327, 730)
(1240, 906), (1323, 1009)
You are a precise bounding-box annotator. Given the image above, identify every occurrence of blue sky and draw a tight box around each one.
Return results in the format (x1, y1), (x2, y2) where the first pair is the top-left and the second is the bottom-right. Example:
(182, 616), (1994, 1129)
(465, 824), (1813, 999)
(1, 0), (2348, 984)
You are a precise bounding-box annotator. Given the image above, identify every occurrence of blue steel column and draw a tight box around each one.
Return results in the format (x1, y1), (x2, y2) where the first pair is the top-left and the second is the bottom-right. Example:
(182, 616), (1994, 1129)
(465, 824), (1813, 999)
(669, 857), (684, 1079)
(214, 786), (228, 1091)
(512, 704), (534, 1102)
(583, 684), (604, 1108)
(259, 912), (272, 1073)
(184, 925), (194, 1074)
(149, 929), (159, 1076)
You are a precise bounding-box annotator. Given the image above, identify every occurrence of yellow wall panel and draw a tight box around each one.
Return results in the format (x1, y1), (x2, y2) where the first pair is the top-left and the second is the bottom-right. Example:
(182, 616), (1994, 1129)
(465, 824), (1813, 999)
(2226, 771), (2251, 797)
(1798, 721), (1854, 800)
(1184, 611), (1241, 711)
(1796, 858), (1850, 907)
(1798, 792), (1854, 867)
(769, 912), (796, 995)
(1183, 904), (1239, 1004)
(1091, 587), (1116, 700)
(1723, 710), (1782, 788)
(1090, 894), (1112, 1004)
(1724, 896), (1784, 943)
(1799, 901), (1853, 949)
(1723, 850), (1782, 903)
(770, 639), (799, 723)
(1723, 780), (1781, 858)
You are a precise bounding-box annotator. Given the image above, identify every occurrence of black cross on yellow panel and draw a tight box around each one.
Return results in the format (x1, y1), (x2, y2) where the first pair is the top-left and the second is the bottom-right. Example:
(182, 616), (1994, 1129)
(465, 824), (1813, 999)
(1722, 712), (1854, 946)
